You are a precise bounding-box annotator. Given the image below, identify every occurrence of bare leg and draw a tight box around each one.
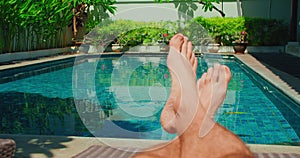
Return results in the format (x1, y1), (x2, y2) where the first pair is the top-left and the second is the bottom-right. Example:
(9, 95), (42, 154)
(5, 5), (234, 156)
(177, 44), (254, 158)
(134, 34), (254, 158)
(133, 34), (197, 158)
(197, 64), (231, 116)
(159, 35), (253, 158)
(160, 34), (198, 134)
(198, 63), (231, 137)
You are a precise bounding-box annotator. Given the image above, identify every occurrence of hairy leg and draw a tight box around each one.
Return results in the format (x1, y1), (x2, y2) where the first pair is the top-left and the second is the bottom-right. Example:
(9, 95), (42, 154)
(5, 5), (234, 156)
(179, 63), (253, 158)
(134, 34), (253, 158)
(132, 138), (181, 158)
(163, 36), (253, 158)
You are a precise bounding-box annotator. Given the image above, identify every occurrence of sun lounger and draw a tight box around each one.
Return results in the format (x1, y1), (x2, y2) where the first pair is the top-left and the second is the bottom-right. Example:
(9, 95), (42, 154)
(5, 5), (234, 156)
(0, 139), (16, 158)
(254, 153), (300, 158)
(72, 145), (138, 158)
(73, 145), (300, 158)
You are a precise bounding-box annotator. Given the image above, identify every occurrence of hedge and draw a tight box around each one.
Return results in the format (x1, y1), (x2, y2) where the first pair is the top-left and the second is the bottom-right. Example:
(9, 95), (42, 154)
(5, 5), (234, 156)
(191, 16), (289, 46)
(86, 17), (289, 48)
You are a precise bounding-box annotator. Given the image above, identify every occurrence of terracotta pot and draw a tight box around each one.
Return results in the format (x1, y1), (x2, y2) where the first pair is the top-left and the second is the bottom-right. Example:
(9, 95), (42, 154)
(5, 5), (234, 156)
(232, 42), (247, 54)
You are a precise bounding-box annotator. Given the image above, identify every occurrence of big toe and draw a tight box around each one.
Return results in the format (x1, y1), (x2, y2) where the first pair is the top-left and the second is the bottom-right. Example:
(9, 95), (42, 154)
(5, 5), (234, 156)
(169, 34), (184, 51)
(223, 65), (231, 83)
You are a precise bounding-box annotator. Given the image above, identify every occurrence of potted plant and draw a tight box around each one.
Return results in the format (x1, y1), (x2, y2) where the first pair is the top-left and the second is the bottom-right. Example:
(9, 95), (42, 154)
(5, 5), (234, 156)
(158, 33), (170, 52)
(207, 29), (221, 53)
(111, 43), (124, 52)
(232, 30), (248, 54)
(207, 39), (220, 53)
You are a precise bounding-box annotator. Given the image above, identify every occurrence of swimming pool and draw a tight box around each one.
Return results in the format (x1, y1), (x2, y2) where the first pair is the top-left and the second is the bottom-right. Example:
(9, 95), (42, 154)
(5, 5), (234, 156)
(0, 54), (299, 145)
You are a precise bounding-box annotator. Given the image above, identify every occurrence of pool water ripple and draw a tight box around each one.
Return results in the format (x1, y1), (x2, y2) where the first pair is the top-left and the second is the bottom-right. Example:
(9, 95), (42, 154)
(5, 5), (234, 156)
(0, 55), (299, 145)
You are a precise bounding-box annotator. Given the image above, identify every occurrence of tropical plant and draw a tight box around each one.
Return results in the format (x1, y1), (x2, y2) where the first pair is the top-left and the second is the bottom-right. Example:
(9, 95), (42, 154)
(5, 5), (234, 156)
(0, 0), (73, 53)
(233, 30), (248, 43)
(0, 0), (116, 53)
(71, 0), (116, 40)
(155, 0), (225, 17)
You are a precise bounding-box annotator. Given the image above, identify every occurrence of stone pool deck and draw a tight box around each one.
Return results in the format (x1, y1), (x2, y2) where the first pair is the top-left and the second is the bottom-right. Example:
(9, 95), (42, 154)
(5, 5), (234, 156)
(1, 134), (300, 158)
(0, 52), (300, 157)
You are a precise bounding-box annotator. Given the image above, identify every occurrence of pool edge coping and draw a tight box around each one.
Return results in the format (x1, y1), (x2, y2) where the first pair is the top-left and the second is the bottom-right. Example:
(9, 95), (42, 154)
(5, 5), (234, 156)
(234, 54), (300, 105)
(1, 134), (299, 158)
(0, 52), (124, 71)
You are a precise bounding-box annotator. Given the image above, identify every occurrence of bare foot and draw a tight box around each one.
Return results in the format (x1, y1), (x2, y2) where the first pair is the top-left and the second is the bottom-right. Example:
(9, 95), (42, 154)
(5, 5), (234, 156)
(160, 33), (198, 134)
(198, 63), (232, 137)
(179, 64), (253, 158)
(198, 64), (231, 113)
(134, 34), (254, 158)
(164, 35), (253, 158)
(133, 33), (198, 158)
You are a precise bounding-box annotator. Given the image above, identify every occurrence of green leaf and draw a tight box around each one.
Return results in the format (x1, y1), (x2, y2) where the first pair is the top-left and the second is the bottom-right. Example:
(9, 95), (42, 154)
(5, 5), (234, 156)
(174, 2), (179, 8)
(8, 0), (17, 5)
(190, 3), (198, 11)
(73, 0), (78, 7)
(20, 0), (32, 13)
(187, 9), (194, 18)
(107, 6), (117, 14)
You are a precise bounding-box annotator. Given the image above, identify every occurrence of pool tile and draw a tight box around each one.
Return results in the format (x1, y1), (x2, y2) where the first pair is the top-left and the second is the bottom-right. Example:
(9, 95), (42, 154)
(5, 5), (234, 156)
(1, 55), (300, 144)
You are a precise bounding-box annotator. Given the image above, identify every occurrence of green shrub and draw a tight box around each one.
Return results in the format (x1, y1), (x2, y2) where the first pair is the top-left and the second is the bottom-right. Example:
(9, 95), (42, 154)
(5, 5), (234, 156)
(180, 19), (213, 46)
(190, 17), (246, 45)
(190, 16), (289, 46)
(85, 20), (137, 46)
(118, 26), (175, 46)
(86, 20), (177, 47)
(244, 17), (288, 46)
(87, 17), (289, 48)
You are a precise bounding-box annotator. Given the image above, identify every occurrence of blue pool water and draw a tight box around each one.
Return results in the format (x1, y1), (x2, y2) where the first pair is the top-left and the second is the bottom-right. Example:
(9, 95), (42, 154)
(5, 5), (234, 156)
(0, 54), (299, 145)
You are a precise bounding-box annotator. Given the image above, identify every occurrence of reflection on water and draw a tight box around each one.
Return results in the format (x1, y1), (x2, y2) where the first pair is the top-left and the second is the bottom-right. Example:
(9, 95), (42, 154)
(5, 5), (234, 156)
(0, 55), (299, 143)
(0, 92), (86, 135)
